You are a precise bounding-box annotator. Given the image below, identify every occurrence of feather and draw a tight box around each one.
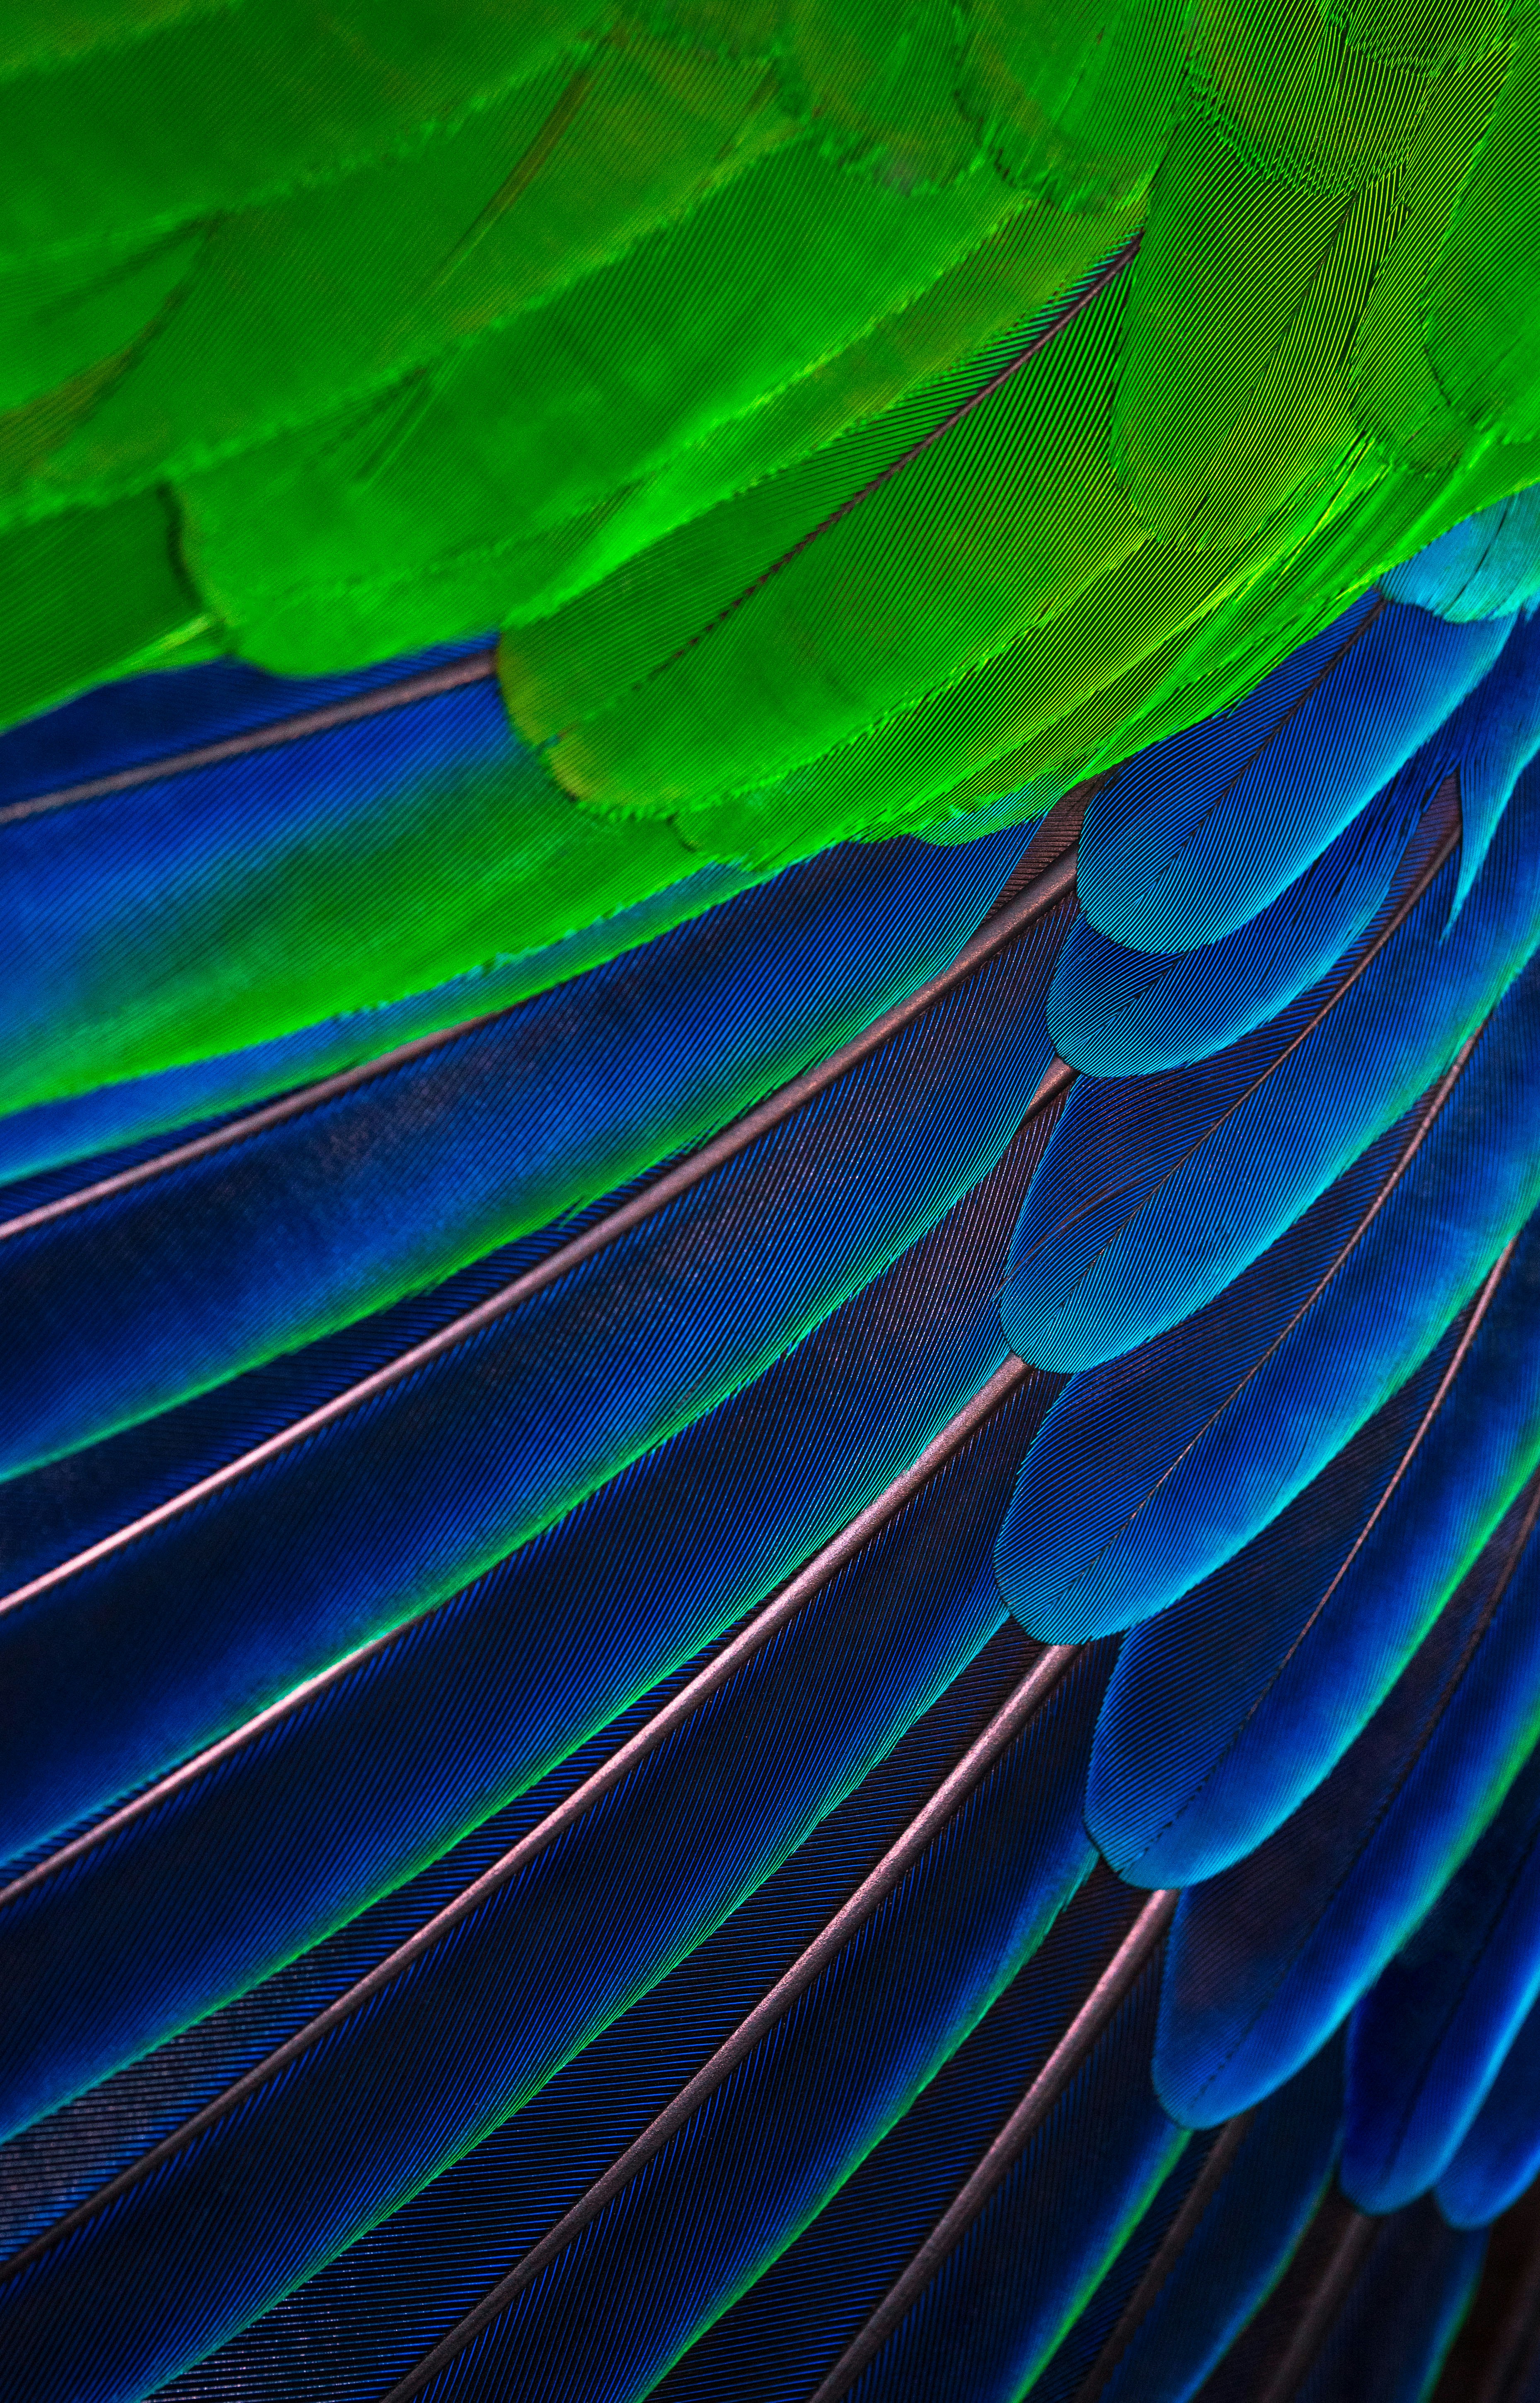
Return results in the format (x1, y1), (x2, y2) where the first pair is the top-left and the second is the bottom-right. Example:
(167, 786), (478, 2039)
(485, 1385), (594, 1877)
(0, 853), (752, 1191)
(0, 1608), (1109, 2403)
(0, 641), (726, 1114)
(1345, 1736), (1540, 2212)
(1047, 610), (1540, 1078)
(1191, 2189), (1483, 2403)
(0, 881), (1068, 1864)
(0, 811), (1038, 1473)
(797, 1887), (1179, 2403)
(1087, 1212), (1540, 1887)
(1063, 2042), (1342, 2403)
(142, 1636), (1104, 2403)
(1002, 746), (1540, 1376)
(1440, 1977), (1540, 2229)
(1073, 593), (1510, 957)
(1153, 1472), (1540, 2127)
(644, 1867), (1155, 2403)
(1047, 765), (1432, 1080)
(0, 1108), (1063, 2139)
(1383, 488), (1540, 625)
(994, 927), (1540, 1645)
(1287, 2204), (1484, 2403)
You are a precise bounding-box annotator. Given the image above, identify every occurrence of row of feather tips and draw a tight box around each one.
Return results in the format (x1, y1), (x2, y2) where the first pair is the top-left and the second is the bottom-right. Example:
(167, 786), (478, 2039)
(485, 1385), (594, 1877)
(12, 506), (1540, 2398)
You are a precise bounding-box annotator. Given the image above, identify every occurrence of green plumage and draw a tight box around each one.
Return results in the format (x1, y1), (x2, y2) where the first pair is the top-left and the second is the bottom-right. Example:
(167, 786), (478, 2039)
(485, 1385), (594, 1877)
(6, 0), (1540, 1068)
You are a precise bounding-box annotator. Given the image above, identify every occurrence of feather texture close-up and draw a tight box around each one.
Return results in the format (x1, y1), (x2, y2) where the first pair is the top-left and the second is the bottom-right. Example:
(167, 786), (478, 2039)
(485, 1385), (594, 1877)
(11, 4), (1540, 2398)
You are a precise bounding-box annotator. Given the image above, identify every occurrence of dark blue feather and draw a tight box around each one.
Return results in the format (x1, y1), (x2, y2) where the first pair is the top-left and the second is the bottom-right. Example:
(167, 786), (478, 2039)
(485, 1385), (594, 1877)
(646, 1868), (1151, 2403)
(0, 1601), (1111, 2403)
(1346, 1738), (1540, 2213)
(1002, 754), (1540, 1375)
(1290, 2204), (1485, 2403)
(808, 1909), (1183, 2403)
(1087, 1214), (1540, 1886)
(1439, 1984), (1540, 2228)
(1074, 594), (1509, 956)
(0, 856), (751, 1189)
(0, 1109), (1063, 2139)
(1048, 611), (1540, 1079)
(1070, 2043), (1343, 2403)
(0, 820), (1031, 1478)
(994, 935), (1540, 1643)
(0, 899), (1066, 1865)
(1153, 1475), (1540, 2127)
(138, 1628), (1096, 2403)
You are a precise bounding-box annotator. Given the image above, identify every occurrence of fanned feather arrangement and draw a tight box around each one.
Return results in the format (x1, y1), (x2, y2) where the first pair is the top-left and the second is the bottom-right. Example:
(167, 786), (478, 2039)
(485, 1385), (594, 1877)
(10, 5), (1540, 2399)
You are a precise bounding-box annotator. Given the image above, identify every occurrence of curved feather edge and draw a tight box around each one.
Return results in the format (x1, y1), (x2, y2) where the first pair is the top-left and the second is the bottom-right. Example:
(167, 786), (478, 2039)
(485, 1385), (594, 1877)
(1003, 751), (1540, 1375)
(1048, 610), (1540, 1077)
(995, 928), (1540, 1643)
(1087, 1209), (1540, 1886)
(1074, 596), (1509, 956)
(1346, 1734), (1540, 2212)
(1153, 1471), (1540, 2126)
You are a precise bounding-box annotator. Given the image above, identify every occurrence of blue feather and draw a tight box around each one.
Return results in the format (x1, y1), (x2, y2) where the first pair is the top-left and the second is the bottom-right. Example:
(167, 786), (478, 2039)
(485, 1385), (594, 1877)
(814, 1910), (1184, 2403)
(1048, 612), (1540, 1079)
(1047, 768), (1430, 1080)
(645, 1868), (1151, 2403)
(0, 900), (1066, 1865)
(1346, 1738), (1540, 2213)
(1068, 2044), (1343, 2403)
(1439, 1982), (1540, 2227)
(994, 933), (1540, 1644)
(0, 1110), (1063, 2139)
(1074, 595), (1510, 956)
(1191, 2194), (1482, 2403)
(1290, 2205), (1485, 2403)
(138, 1636), (1107, 2403)
(0, 856), (753, 1190)
(1153, 1475), (1540, 2127)
(0, 819), (1032, 1478)
(1383, 487), (1540, 627)
(1087, 1214), (1540, 1886)
(1002, 753), (1540, 1375)
(0, 1607), (1111, 2403)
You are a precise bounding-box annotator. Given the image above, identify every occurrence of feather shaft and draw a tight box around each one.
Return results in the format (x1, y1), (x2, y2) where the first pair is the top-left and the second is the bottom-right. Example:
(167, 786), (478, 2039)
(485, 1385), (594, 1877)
(803, 1888), (1178, 2403)
(374, 1641), (1082, 2403)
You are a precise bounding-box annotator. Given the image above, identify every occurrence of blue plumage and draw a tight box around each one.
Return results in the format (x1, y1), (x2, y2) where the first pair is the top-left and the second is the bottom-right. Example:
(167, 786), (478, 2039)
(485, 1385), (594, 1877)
(1074, 596), (1509, 956)
(0, 1606), (1109, 2403)
(1440, 1979), (1540, 2227)
(0, 822), (1031, 1478)
(1292, 2206), (1485, 2403)
(0, 901), (1066, 1865)
(1047, 767), (1430, 1080)
(10, 482), (1540, 2403)
(1048, 610), (1540, 1080)
(1087, 1215), (1540, 1886)
(812, 1906), (1184, 2403)
(995, 932), (1540, 1643)
(1346, 1738), (1540, 2214)
(1002, 751), (1540, 1376)
(1073, 2043), (1342, 2403)
(0, 1114), (1063, 2139)
(1153, 1475), (1540, 2127)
